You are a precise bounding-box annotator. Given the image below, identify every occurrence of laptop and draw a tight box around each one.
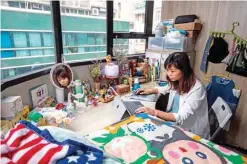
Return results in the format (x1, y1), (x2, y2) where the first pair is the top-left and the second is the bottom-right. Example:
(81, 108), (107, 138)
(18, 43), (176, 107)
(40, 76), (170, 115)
(112, 95), (144, 120)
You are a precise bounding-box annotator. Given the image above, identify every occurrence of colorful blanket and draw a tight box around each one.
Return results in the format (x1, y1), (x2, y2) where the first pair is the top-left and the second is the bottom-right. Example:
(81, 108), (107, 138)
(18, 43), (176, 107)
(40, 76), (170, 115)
(86, 113), (247, 164)
(1, 120), (103, 164)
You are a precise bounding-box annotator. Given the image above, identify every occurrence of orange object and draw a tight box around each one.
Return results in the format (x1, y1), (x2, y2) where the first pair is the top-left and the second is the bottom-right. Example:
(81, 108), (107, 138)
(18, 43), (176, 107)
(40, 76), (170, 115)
(174, 22), (202, 31)
(116, 84), (130, 93)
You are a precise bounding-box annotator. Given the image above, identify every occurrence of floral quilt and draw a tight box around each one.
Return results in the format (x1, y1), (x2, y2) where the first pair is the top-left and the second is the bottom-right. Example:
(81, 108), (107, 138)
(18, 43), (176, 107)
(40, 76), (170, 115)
(86, 113), (247, 164)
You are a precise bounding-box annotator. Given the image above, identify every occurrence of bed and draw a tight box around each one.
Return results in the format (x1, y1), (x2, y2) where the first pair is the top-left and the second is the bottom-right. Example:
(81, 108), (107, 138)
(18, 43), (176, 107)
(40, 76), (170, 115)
(85, 113), (247, 164)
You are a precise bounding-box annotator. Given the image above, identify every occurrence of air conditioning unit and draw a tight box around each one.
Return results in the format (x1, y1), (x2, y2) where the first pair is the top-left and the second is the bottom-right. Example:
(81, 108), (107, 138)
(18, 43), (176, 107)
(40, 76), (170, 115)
(92, 8), (99, 15)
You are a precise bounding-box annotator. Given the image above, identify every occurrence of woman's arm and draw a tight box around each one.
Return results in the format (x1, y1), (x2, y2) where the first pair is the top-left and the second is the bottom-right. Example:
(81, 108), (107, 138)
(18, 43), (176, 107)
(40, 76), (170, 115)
(135, 88), (159, 94)
(155, 110), (176, 122)
(135, 107), (176, 122)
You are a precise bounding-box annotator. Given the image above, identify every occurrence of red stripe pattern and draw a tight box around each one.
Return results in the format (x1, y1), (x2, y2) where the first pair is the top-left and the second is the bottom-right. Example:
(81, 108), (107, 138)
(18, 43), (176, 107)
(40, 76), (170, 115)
(0, 123), (68, 164)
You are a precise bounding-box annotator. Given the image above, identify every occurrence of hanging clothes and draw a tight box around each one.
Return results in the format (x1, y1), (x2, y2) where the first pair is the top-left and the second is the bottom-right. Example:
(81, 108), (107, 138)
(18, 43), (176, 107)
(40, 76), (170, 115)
(200, 37), (229, 73)
(200, 36), (214, 73)
(222, 39), (236, 65)
(226, 44), (247, 77)
(206, 76), (241, 118)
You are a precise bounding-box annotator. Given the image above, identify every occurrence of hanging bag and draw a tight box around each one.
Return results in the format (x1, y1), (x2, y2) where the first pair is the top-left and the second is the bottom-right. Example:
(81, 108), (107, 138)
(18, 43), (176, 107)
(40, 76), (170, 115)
(226, 44), (247, 77)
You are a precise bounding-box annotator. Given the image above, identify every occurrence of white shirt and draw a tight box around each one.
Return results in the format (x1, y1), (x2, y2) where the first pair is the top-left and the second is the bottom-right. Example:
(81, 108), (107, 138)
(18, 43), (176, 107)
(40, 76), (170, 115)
(156, 79), (210, 139)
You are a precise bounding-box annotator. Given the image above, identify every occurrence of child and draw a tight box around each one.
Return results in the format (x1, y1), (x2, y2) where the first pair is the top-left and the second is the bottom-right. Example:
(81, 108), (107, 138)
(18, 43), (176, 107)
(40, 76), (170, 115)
(56, 68), (71, 88)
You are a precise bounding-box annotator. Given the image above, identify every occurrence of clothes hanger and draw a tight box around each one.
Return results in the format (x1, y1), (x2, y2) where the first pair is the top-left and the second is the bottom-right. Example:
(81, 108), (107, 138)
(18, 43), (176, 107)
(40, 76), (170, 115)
(204, 73), (241, 90)
(210, 22), (247, 45)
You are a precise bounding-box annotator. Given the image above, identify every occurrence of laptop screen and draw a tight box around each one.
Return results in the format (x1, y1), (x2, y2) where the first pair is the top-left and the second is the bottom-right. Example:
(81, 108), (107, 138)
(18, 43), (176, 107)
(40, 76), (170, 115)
(112, 95), (130, 121)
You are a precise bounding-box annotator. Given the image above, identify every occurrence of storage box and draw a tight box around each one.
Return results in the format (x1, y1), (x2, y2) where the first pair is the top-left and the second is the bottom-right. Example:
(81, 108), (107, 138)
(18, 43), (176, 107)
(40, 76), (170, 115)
(116, 84), (130, 94)
(148, 37), (165, 50)
(187, 30), (198, 38)
(163, 36), (195, 51)
(1, 96), (23, 118)
(174, 22), (202, 31)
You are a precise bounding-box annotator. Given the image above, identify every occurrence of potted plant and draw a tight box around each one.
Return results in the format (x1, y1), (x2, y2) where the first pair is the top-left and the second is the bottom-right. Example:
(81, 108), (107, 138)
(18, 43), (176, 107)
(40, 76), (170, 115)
(112, 45), (128, 76)
(89, 60), (102, 92)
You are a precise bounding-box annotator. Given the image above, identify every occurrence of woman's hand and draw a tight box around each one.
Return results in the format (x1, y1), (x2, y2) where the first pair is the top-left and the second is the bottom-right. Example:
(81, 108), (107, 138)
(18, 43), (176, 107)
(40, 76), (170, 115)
(135, 107), (157, 116)
(135, 88), (158, 95)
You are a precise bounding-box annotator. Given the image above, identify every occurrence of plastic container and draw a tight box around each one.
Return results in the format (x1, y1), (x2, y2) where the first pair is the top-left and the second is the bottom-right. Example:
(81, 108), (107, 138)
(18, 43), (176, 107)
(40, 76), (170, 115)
(163, 19), (174, 34)
(155, 22), (164, 37)
(163, 36), (195, 51)
(148, 37), (165, 50)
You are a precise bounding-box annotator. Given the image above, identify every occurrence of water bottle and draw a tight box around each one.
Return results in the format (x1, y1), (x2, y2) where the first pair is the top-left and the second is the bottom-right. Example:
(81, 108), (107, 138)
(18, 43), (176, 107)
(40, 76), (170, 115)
(155, 22), (164, 37)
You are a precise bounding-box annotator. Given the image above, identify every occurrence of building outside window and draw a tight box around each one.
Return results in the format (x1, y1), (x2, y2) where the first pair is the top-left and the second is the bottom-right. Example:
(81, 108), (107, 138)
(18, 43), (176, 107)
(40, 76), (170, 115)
(1, 0), (154, 81)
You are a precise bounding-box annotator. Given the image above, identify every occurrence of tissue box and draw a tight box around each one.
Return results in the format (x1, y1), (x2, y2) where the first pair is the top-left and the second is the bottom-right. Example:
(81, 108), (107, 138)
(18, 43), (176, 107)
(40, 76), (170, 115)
(1, 96), (23, 118)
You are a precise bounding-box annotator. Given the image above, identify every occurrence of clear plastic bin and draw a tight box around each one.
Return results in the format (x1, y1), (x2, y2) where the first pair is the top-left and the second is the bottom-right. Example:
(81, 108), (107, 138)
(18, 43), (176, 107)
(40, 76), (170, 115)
(163, 36), (195, 51)
(148, 37), (165, 50)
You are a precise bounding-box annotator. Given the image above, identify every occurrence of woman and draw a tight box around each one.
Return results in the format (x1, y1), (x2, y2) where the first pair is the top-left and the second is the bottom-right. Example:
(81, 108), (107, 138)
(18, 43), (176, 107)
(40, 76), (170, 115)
(135, 52), (210, 139)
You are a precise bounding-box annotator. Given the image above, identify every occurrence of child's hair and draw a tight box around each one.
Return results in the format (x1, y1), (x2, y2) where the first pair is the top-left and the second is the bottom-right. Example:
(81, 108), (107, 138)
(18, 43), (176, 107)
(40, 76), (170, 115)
(164, 52), (195, 94)
(56, 68), (71, 85)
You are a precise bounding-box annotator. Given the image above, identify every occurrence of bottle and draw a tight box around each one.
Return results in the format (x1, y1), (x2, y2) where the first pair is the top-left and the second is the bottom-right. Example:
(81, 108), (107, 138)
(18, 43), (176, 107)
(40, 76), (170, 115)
(128, 77), (133, 91)
(146, 58), (151, 82)
(132, 77), (140, 91)
(128, 68), (133, 91)
(74, 79), (85, 102)
(155, 22), (164, 37)
(154, 60), (160, 80)
(152, 60), (156, 81)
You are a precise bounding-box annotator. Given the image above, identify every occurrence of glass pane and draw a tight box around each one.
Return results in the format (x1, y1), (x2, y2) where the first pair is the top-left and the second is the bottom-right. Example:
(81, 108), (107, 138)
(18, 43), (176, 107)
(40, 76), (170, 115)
(113, 39), (146, 55)
(29, 33), (42, 47)
(13, 32), (28, 48)
(43, 33), (54, 47)
(152, 0), (162, 33)
(60, 1), (107, 63)
(1, 2), (55, 81)
(16, 50), (30, 57)
(114, 0), (146, 32)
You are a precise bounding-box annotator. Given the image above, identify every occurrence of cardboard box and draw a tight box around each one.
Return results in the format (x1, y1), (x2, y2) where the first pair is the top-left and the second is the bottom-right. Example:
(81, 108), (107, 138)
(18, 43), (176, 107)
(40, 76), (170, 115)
(0, 120), (13, 138)
(174, 22), (202, 31)
(187, 31), (198, 38)
(116, 84), (130, 94)
(1, 96), (23, 118)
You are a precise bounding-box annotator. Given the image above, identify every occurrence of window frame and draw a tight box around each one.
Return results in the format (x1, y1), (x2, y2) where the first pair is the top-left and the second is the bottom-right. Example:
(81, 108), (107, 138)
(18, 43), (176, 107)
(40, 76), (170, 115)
(1, 1), (154, 91)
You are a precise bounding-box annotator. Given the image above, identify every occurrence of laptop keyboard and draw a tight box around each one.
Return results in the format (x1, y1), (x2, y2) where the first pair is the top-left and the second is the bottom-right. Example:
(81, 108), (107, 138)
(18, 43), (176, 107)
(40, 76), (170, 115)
(130, 94), (159, 102)
(123, 101), (144, 115)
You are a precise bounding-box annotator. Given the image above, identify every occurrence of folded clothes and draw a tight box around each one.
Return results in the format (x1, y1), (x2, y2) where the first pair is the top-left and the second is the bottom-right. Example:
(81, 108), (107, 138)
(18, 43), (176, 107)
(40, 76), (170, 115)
(1, 120), (103, 164)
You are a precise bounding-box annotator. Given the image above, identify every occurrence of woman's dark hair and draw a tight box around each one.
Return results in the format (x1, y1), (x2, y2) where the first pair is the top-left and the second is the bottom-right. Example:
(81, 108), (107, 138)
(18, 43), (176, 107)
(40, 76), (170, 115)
(56, 68), (71, 86)
(164, 52), (195, 94)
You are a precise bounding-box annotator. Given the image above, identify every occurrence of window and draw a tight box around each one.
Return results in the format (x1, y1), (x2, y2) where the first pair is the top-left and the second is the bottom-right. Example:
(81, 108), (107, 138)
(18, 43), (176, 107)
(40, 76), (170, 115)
(92, 8), (99, 16)
(114, 0), (146, 32)
(1, 1), (155, 89)
(32, 3), (42, 10)
(20, 2), (25, 8)
(60, 3), (107, 63)
(152, 0), (162, 33)
(8, 1), (19, 8)
(13, 32), (28, 48)
(112, 1), (154, 55)
(66, 8), (69, 13)
(113, 39), (145, 55)
(79, 10), (84, 15)
(0, 2), (55, 81)
(43, 5), (51, 11)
